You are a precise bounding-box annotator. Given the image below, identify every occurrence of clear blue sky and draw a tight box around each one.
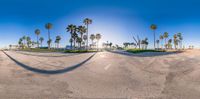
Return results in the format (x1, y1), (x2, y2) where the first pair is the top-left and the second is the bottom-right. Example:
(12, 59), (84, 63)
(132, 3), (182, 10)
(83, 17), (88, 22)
(0, 0), (200, 48)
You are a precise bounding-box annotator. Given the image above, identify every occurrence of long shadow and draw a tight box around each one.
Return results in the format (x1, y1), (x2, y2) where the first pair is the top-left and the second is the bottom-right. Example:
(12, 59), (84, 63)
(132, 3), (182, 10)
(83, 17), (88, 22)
(3, 51), (96, 75)
(108, 50), (184, 57)
(15, 51), (80, 57)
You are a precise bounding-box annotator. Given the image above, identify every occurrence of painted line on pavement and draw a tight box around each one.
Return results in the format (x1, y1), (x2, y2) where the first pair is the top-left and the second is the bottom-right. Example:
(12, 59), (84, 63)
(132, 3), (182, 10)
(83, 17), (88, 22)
(104, 64), (111, 70)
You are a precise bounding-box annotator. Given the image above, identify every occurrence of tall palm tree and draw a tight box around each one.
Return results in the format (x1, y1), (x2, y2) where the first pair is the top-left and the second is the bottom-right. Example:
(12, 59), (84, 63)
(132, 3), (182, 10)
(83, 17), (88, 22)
(168, 39), (172, 49)
(163, 32), (169, 49)
(159, 35), (164, 49)
(150, 24), (157, 49)
(83, 18), (92, 50)
(67, 24), (76, 49)
(45, 23), (53, 49)
(77, 26), (86, 48)
(69, 38), (73, 48)
(22, 36), (26, 46)
(18, 38), (23, 48)
(47, 39), (52, 48)
(83, 35), (87, 47)
(90, 34), (95, 45)
(177, 33), (183, 49)
(55, 39), (58, 48)
(156, 40), (160, 49)
(26, 36), (31, 48)
(141, 38), (149, 49)
(39, 37), (44, 47)
(72, 32), (78, 49)
(173, 34), (178, 49)
(35, 29), (40, 48)
(76, 37), (82, 48)
(96, 33), (101, 50)
(56, 35), (61, 48)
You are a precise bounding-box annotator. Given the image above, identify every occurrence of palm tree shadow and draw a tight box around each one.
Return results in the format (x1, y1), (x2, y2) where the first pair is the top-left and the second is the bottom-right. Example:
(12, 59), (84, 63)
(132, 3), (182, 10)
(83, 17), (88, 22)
(3, 51), (96, 75)
(109, 50), (183, 57)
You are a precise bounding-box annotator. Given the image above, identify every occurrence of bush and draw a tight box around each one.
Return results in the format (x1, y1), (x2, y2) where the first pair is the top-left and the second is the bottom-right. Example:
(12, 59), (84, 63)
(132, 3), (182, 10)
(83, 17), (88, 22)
(126, 49), (165, 53)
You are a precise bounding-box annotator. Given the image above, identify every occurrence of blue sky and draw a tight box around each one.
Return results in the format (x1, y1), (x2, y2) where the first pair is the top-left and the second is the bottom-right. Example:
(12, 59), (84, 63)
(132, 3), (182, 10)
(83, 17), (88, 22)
(0, 0), (200, 48)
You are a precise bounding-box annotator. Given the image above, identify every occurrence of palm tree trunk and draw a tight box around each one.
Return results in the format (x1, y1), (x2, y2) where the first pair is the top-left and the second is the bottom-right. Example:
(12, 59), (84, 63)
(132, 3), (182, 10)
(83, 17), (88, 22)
(154, 30), (156, 49)
(97, 40), (99, 51)
(181, 40), (182, 49)
(24, 40), (26, 48)
(73, 38), (76, 50)
(179, 40), (182, 49)
(70, 34), (73, 50)
(165, 38), (166, 49)
(37, 35), (39, 48)
(70, 42), (72, 49)
(41, 41), (42, 47)
(80, 34), (83, 48)
(138, 40), (140, 49)
(48, 29), (50, 49)
(86, 24), (89, 50)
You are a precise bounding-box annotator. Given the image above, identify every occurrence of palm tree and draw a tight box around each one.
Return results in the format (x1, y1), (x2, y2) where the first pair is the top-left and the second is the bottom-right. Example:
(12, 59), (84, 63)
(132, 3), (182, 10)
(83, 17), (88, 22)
(83, 35), (87, 47)
(150, 24), (157, 49)
(39, 37), (44, 47)
(156, 40), (160, 49)
(90, 34), (95, 46)
(141, 38), (149, 49)
(26, 36), (31, 48)
(18, 38), (23, 49)
(56, 36), (61, 48)
(83, 18), (92, 50)
(109, 42), (113, 49)
(47, 39), (52, 48)
(35, 29), (40, 48)
(77, 26), (86, 48)
(177, 33), (183, 49)
(159, 35), (164, 49)
(67, 24), (76, 49)
(69, 38), (73, 49)
(173, 34), (178, 49)
(45, 23), (53, 49)
(76, 37), (82, 48)
(22, 36), (26, 46)
(123, 43), (129, 48)
(95, 33), (101, 50)
(168, 39), (172, 49)
(54, 39), (58, 48)
(72, 32), (78, 49)
(163, 32), (169, 49)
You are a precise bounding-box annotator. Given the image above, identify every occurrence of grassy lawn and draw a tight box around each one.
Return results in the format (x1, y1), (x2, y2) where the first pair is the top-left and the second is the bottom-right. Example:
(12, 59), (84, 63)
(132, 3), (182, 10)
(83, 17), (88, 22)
(20, 48), (64, 53)
(126, 49), (165, 53)
(64, 50), (97, 53)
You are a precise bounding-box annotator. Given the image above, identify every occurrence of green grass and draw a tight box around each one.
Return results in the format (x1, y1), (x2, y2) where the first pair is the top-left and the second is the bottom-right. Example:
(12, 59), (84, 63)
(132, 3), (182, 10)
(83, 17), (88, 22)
(20, 48), (64, 53)
(126, 49), (165, 53)
(64, 50), (97, 53)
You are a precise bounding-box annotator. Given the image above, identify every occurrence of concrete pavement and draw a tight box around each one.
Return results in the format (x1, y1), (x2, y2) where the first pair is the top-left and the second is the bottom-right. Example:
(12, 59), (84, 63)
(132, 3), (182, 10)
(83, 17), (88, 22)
(0, 50), (200, 98)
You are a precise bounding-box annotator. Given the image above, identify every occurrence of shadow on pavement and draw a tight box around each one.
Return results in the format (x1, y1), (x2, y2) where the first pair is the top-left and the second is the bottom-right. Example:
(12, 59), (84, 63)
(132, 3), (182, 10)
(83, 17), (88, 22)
(3, 51), (96, 75)
(15, 51), (79, 57)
